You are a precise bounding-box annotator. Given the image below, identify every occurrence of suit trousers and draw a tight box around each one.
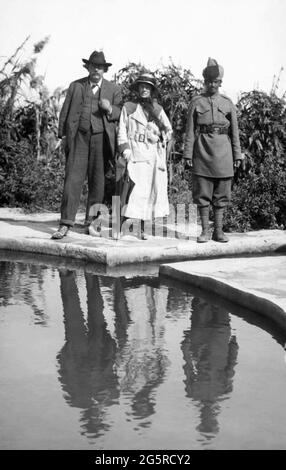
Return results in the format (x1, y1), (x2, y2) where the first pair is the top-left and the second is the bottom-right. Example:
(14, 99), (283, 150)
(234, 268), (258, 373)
(60, 130), (111, 226)
(192, 174), (232, 208)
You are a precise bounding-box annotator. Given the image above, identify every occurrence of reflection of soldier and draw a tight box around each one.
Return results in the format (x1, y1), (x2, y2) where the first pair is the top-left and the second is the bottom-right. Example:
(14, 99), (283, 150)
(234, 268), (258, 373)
(57, 270), (119, 439)
(181, 297), (238, 437)
(116, 282), (170, 420)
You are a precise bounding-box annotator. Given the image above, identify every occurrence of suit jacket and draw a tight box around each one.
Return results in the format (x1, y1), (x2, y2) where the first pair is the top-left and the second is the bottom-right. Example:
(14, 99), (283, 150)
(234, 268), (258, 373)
(58, 77), (122, 156)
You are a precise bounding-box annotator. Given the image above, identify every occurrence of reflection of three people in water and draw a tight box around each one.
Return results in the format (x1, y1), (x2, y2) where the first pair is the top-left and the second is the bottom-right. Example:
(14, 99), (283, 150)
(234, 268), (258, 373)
(57, 270), (238, 441)
(57, 271), (169, 438)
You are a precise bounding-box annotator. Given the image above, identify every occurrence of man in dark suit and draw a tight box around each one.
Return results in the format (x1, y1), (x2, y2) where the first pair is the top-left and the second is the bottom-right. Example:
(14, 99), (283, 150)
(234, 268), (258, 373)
(52, 50), (122, 239)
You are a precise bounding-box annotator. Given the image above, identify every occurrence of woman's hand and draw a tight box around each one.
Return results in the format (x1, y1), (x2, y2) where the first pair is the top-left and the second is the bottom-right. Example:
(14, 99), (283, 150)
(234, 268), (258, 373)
(123, 149), (132, 161)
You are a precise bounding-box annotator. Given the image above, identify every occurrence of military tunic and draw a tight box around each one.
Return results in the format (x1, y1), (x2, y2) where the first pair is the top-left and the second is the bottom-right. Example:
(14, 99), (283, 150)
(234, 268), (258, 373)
(183, 93), (241, 177)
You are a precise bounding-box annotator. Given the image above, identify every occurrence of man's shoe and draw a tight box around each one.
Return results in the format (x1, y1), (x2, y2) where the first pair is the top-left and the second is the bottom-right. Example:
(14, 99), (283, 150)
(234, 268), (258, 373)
(197, 230), (211, 243)
(212, 229), (229, 243)
(51, 225), (70, 240)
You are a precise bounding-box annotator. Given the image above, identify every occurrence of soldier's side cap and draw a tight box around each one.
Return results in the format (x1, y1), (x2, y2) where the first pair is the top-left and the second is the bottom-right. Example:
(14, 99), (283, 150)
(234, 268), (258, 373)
(203, 57), (224, 80)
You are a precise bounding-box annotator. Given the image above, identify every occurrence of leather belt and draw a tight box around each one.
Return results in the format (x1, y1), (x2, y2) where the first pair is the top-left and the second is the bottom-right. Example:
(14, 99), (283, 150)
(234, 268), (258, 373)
(198, 125), (229, 135)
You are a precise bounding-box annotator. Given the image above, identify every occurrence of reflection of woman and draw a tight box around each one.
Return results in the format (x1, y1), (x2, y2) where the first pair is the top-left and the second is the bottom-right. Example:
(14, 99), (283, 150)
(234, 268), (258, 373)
(117, 73), (172, 239)
(116, 280), (170, 419)
(182, 297), (238, 437)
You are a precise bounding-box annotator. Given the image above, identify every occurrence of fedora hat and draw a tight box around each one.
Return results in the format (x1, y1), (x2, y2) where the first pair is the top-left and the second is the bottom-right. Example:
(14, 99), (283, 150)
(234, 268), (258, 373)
(131, 73), (158, 91)
(82, 50), (112, 67)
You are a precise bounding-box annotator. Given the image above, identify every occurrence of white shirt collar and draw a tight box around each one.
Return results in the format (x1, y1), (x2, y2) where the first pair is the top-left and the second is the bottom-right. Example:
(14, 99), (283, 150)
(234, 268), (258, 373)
(89, 78), (103, 89)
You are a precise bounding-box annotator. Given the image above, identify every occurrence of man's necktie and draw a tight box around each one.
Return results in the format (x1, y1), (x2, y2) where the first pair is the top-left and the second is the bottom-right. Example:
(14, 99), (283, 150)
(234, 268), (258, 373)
(91, 83), (99, 94)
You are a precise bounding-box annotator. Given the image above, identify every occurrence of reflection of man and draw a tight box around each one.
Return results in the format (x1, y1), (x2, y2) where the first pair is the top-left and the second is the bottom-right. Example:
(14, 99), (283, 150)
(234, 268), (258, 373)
(181, 297), (238, 437)
(52, 50), (122, 239)
(113, 277), (132, 350)
(57, 270), (119, 438)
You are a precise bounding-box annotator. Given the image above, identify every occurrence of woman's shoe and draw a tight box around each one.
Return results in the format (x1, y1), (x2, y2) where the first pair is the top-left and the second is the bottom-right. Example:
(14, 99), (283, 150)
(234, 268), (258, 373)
(140, 231), (150, 240)
(51, 225), (70, 239)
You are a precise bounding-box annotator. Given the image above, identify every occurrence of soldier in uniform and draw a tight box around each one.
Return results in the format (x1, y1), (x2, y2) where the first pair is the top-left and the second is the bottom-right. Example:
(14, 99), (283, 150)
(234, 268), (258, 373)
(183, 58), (242, 242)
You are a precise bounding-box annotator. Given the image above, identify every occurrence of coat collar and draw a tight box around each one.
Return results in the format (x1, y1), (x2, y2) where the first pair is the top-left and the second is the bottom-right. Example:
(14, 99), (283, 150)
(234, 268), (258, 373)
(130, 103), (148, 125)
(78, 77), (111, 100)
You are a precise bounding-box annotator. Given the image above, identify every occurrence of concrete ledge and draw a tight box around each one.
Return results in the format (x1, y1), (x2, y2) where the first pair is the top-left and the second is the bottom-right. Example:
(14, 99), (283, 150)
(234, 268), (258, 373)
(0, 237), (108, 264)
(105, 234), (286, 266)
(160, 257), (286, 330)
(1, 231), (286, 266)
(0, 209), (285, 266)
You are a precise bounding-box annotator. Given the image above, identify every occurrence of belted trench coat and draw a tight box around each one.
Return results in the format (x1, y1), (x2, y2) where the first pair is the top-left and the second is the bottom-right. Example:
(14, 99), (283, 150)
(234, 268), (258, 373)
(117, 102), (172, 220)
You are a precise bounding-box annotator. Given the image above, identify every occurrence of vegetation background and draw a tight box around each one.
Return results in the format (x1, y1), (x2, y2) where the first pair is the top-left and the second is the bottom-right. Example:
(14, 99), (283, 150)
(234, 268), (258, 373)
(0, 38), (285, 231)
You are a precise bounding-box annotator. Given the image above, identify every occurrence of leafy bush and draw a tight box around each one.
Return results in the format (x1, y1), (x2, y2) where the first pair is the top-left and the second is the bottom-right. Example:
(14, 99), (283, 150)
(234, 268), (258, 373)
(0, 140), (37, 207)
(224, 90), (286, 231)
(0, 139), (65, 210)
(0, 37), (67, 211)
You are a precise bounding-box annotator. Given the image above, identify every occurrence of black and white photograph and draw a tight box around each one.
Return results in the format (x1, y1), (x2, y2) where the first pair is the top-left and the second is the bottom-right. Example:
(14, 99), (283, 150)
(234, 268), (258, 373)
(0, 0), (286, 456)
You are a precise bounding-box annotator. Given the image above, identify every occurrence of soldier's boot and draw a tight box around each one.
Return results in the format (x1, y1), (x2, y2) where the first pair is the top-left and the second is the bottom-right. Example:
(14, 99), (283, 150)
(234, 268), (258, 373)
(212, 207), (229, 242)
(197, 206), (211, 243)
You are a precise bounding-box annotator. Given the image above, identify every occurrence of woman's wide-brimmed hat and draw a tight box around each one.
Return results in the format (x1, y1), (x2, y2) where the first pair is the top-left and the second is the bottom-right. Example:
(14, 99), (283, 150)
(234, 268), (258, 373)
(82, 50), (112, 67)
(202, 57), (224, 81)
(131, 73), (158, 92)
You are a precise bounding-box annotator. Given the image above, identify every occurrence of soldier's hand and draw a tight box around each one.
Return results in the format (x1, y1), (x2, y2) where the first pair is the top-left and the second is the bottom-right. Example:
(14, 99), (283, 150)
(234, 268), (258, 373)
(234, 159), (242, 169)
(55, 137), (66, 151)
(99, 98), (112, 114)
(185, 159), (193, 170)
(240, 153), (247, 172)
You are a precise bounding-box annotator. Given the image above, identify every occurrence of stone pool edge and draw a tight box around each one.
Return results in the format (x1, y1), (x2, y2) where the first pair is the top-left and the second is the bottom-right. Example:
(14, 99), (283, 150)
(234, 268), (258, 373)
(159, 264), (286, 329)
(0, 232), (286, 266)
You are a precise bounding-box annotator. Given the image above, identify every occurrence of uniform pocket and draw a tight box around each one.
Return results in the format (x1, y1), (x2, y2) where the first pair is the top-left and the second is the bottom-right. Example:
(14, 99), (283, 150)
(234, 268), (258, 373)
(217, 105), (231, 126)
(196, 106), (210, 124)
(218, 105), (230, 117)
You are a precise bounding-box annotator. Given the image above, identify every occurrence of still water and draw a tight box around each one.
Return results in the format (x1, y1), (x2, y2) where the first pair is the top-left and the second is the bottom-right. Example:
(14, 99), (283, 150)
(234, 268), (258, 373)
(0, 255), (286, 450)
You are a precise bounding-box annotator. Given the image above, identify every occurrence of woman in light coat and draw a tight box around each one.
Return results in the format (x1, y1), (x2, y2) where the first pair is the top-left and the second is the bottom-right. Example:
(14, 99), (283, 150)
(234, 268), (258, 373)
(116, 73), (172, 239)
